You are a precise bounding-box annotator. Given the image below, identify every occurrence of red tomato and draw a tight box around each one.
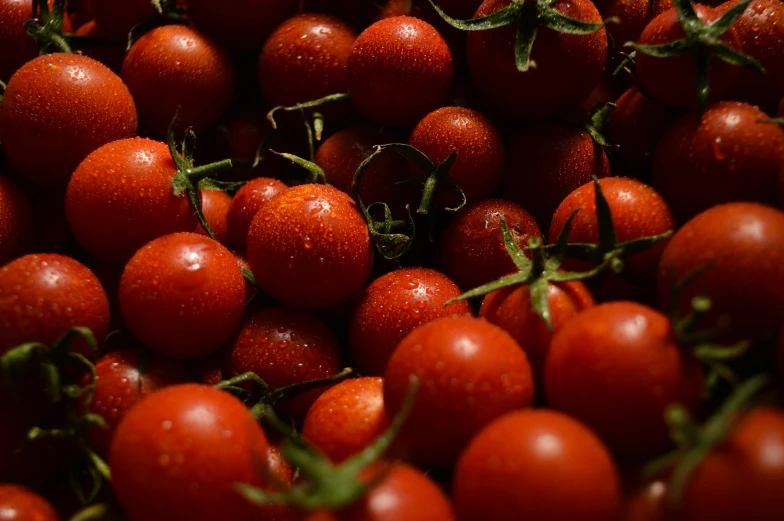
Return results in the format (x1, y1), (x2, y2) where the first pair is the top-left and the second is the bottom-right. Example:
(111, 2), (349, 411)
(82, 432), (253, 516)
(65, 137), (198, 263)
(453, 409), (621, 521)
(118, 232), (246, 358)
(0, 484), (59, 521)
(384, 315), (534, 467)
(195, 189), (232, 246)
(606, 0), (673, 49)
(226, 177), (288, 250)
(0, 176), (32, 264)
(89, 0), (155, 35)
(109, 384), (270, 521)
(246, 184), (373, 310)
(74, 20), (126, 74)
(619, 479), (669, 521)
(545, 301), (704, 456)
(0, 253), (109, 355)
(0, 54), (137, 188)
(346, 16), (453, 126)
(302, 376), (389, 463)
(122, 25), (235, 138)
(656, 202), (784, 343)
(348, 267), (472, 376)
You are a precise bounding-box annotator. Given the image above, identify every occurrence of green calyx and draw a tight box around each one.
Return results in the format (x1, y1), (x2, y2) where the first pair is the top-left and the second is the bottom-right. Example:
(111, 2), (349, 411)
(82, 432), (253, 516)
(429, 0), (614, 72)
(626, 0), (764, 112)
(25, 0), (72, 54)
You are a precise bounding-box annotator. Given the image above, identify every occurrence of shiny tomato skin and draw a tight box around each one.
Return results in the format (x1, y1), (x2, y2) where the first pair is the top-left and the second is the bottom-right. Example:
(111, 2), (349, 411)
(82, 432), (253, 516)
(186, 0), (299, 50)
(0, 484), (59, 521)
(453, 409), (622, 521)
(347, 16), (453, 126)
(118, 232), (246, 359)
(65, 137), (198, 263)
(619, 479), (670, 521)
(195, 189), (232, 246)
(606, 0), (673, 49)
(109, 384), (270, 521)
(545, 301), (703, 456)
(0, 176), (32, 265)
(246, 184), (373, 310)
(122, 25), (236, 139)
(0, 254), (109, 355)
(349, 267), (472, 376)
(384, 315), (534, 467)
(226, 177), (288, 250)
(656, 202), (784, 343)
(0, 54), (138, 189)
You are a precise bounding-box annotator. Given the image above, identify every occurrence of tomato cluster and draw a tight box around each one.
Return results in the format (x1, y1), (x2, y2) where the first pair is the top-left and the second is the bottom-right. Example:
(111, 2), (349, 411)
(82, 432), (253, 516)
(1, 0), (783, 520)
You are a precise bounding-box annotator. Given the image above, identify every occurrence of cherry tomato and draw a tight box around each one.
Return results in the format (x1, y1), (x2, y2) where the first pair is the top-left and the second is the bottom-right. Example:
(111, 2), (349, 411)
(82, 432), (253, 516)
(118, 232), (246, 359)
(606, 0), (673, 50)
(453, 409), (622, 521)
(619, 479), (669, 521)
(0, 53), (137, 188)
(0, 176), (32, 265)
(0, 484), (59, 521)
(226, 177), (288, 250)
(195, 188), (232, 246)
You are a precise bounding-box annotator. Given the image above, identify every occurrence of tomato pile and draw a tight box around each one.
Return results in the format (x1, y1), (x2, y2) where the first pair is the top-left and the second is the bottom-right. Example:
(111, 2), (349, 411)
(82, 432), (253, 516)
(1, 0), (783, 520)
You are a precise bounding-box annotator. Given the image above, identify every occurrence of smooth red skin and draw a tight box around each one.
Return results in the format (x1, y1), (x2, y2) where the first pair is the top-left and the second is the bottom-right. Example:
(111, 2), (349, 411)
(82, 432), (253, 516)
(302, 377), (389, 463)
(606, 88), (680, 176)
(453, 410), (621, 521)
(619, 480), (669, 521)
(440, 199), (543, 291)
(122, 25), (236, 139)
(408, 106), (505, 205)
(119, 232), (246, 359)
(0, 254), (109, 355)
(223, 306), (342, 422)
(349, 267), (473, 376)
(186, 0), (298, 50)
(109, 384), (270, 521)
(0, 176), (32, 264)
(607, 0), (674, 48)
(195, 189), (232, 246)
(716, 0), (784, 113)
(0, 485), (59, 521)
(501, 123), (612, 229)
(480, 280), (595, 380)
(652, 101), (784, 222)
(89, 0), (155, 35)
(347, 16), (453, 126)
(65, 138), (197, 263)
(0, 54), (137, 189)
(305, 463), (457, 521)
(548, 177), (675, 283)
(384, 315), (534, 468)
(258, 13), (357, 108)
(226, 178), (288, 250)
(467, 0), (607, 119)
(258, 445), (300, 521)
(83, 349), (192, 456)
(545, 301), (703, 456)
(635, 5), (741, 109)
(74, 20), (126, 74)
(656, 202), (784, 343)
(247, 184), (374, 310)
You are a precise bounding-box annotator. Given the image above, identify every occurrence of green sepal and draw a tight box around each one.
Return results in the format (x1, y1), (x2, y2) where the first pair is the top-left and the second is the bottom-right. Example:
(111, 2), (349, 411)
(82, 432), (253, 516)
(427, 0), (521, 31)
(270, 151), (327, 185)
(266, 93), (350, 130)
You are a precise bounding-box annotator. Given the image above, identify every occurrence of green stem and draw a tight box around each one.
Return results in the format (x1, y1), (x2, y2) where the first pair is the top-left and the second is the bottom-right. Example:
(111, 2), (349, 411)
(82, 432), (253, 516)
(184, 159), (233, 182)
(417, 174), (439, 215)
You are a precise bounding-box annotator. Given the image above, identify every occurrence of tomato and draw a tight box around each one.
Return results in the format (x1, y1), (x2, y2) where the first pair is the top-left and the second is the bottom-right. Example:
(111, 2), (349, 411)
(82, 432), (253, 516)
(226, 177), (288, 250)
(652, 101), (784, 222)
(302, 376), (389, 463)
(65, 137), (198, 263)
(122, 25), (235, 138)
(384, 315), (534, 467)
(261, 443), (300, 521)
(223, 306), (342, 422)
(348, 267), (472, 376)
(0, 176), (32, 265)
(466, 0), (607, 119)
(0, 484), (59, 521)
(346, 16), (453, 126)
(109, 384), (270, 521)
(544, 301), (703, 456)
(453, 409), (621, 521)
(606, 0), (673, 50)
(73, 20), (126, 74)
(501, 122), (612, 228)
(0, 53), (138, 188)
(195, 188), (232, 246)
(440, 199), (542, 291)
(246, 184), (373, 310)
(89, 0), (155, 35)
(656, 202), (784, 343)
(619, 479), (669, 521)
(0, 253), (109, 355)
(118, 232), (246, 359)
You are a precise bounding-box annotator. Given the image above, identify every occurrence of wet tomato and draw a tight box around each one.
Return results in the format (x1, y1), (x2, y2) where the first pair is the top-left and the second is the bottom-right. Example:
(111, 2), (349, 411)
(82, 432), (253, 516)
(226, 177), (288, 250)
(195, 188), (232, 246)
(0, 484), (59, 521)
(0, 176), (32, 265)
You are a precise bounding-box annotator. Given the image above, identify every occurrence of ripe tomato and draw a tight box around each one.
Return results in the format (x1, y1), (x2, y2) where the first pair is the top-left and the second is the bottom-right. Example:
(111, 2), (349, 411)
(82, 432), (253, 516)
(0, 176), (32, 265)
(65, 137), (198, 263)
(346, 16), (453, 126)
(195, 188), (232, 246)
(348, 267), (472, 376)
(0, 484), (58, 521)
(226, 177), (288, 250)
(606, 0), (673, 50)
(657, 202), (784, 343)
(619, 479), (669, 521)
(0, 54), (137, 188)
(384, 315), (534, 467)
(118, 232), (246, 359)
(453, 409), (621, 521)
(122, 25), (235, 138)
(246, 184), (373, 310)
(544, 301), (703, 456)
(109, 384), (270, 521)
